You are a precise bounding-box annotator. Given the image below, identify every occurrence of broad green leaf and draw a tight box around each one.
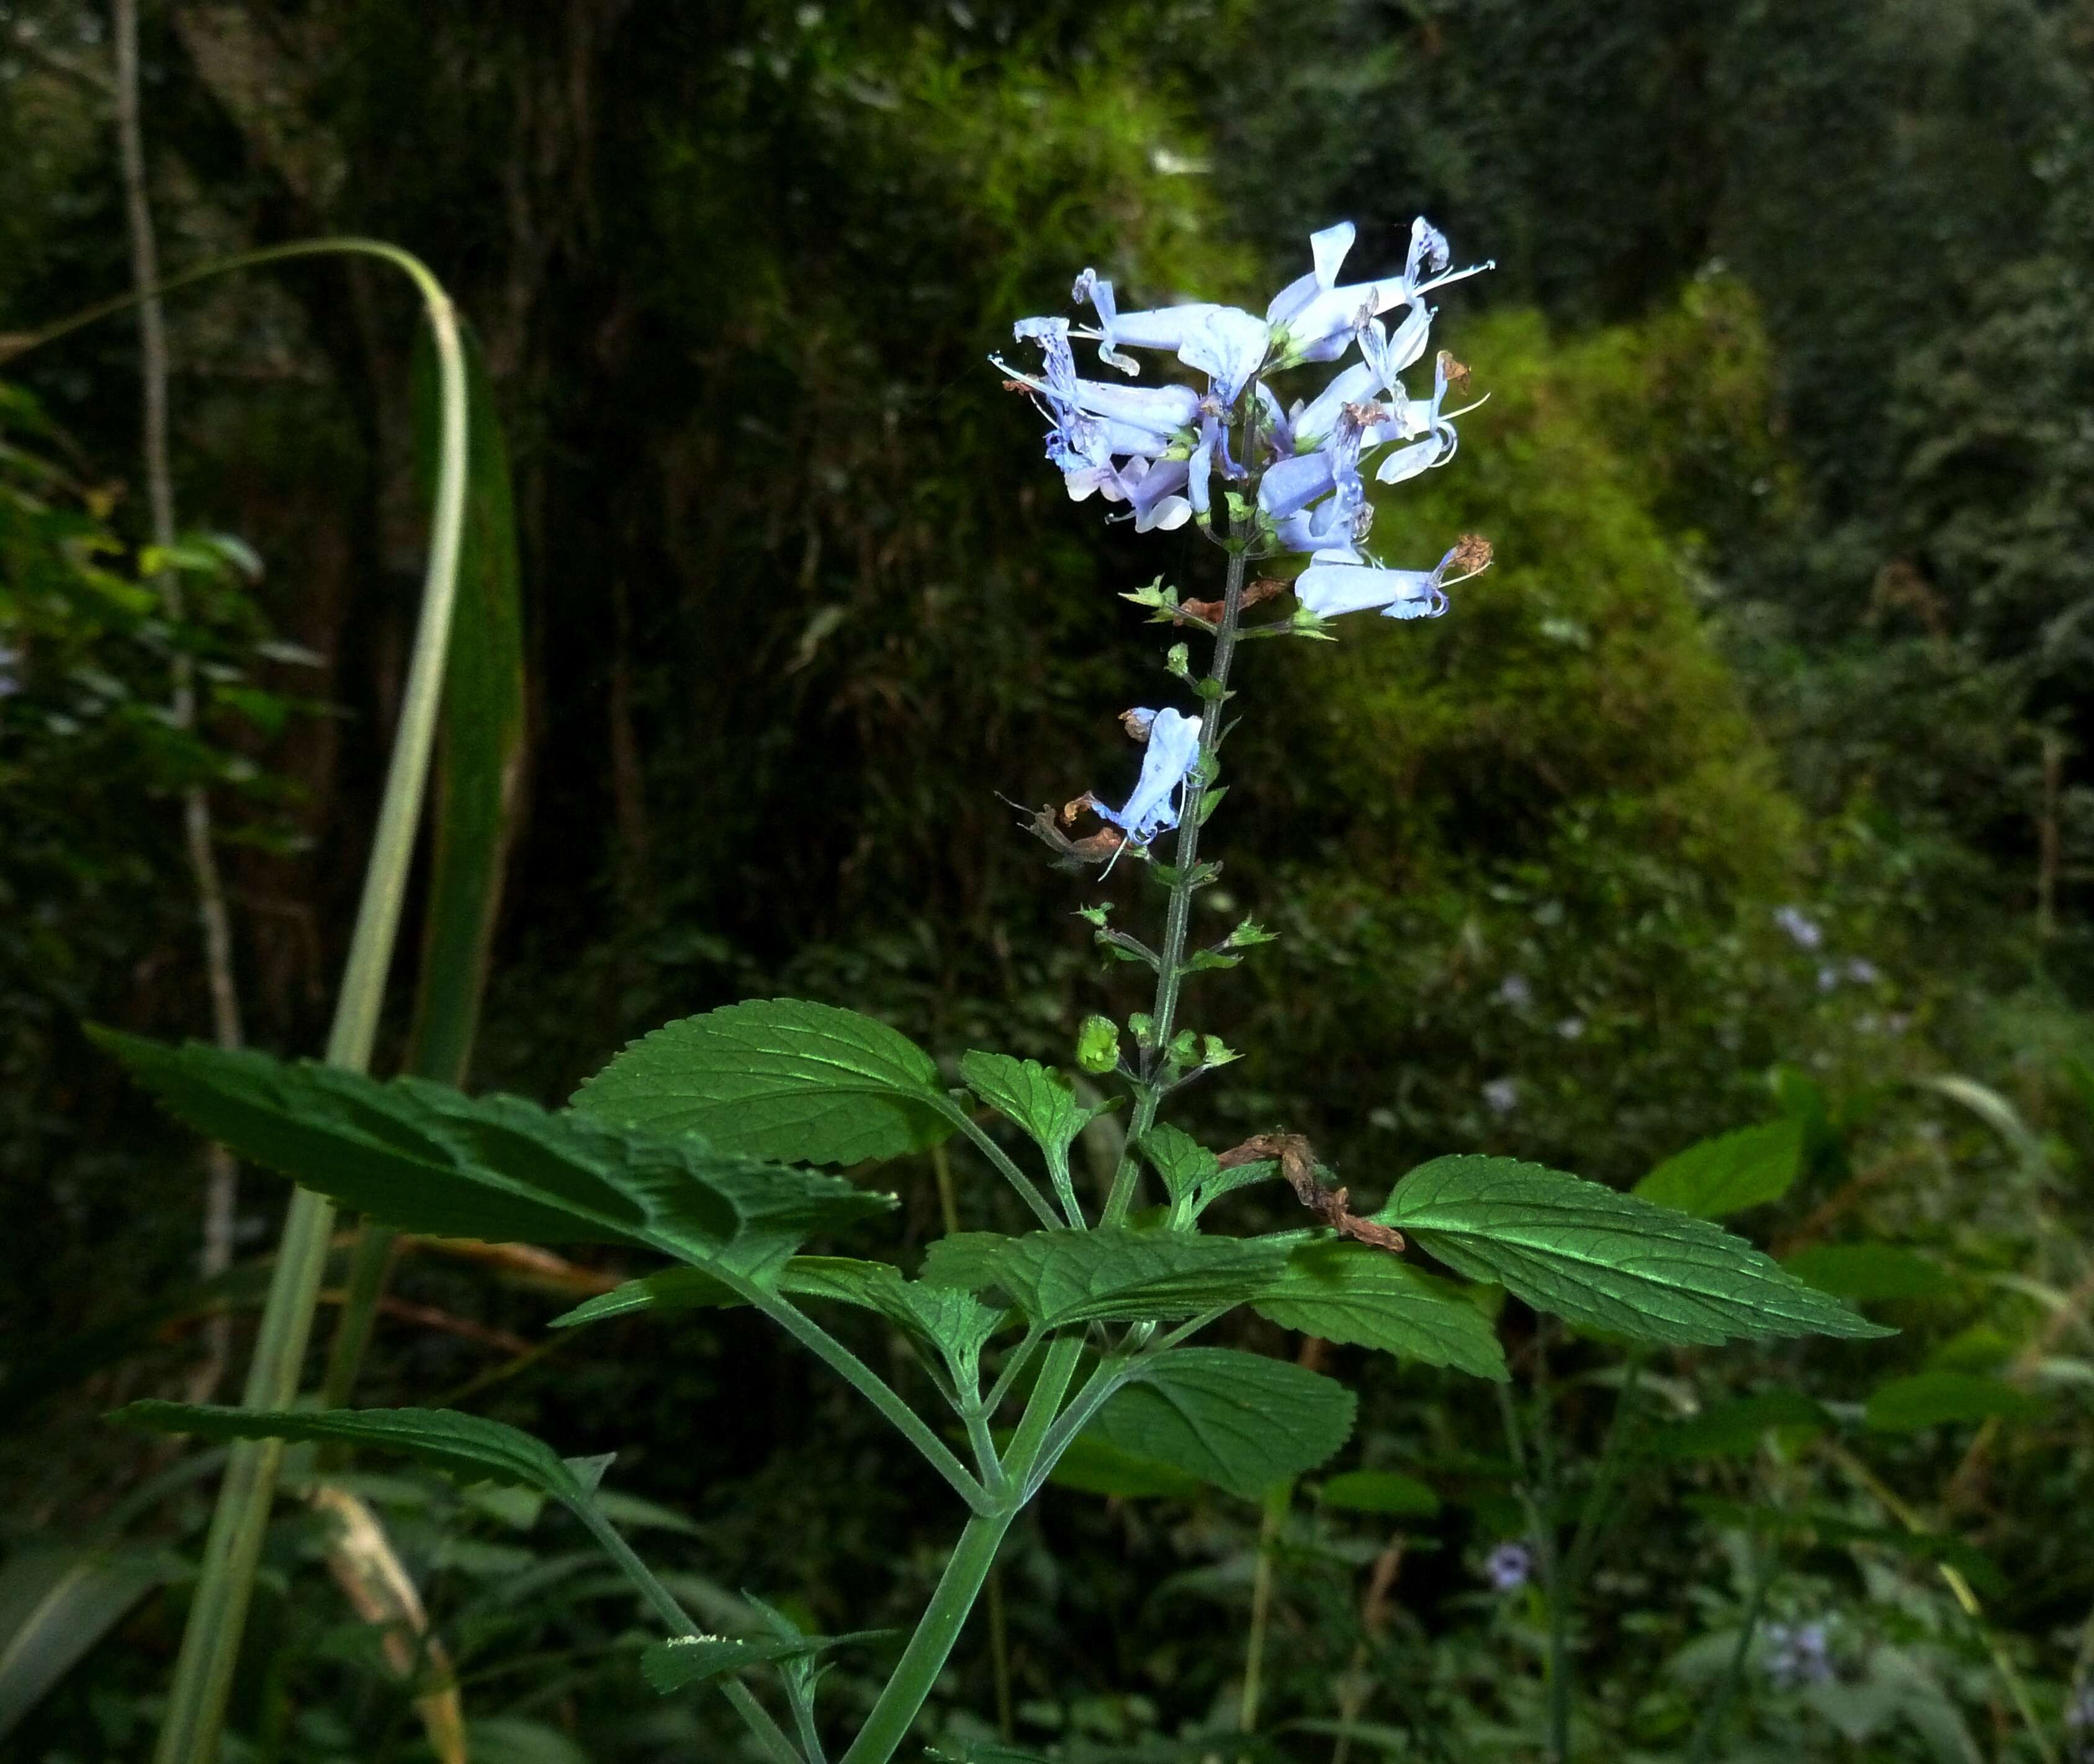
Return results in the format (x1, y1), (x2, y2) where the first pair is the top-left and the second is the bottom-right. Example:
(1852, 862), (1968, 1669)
(1647, 1392), (1831, 1461)
(1632, 1120), (1803, 1219)
(1863, 1372), (2045, 1433)
(1252, 1242), (1507, 1381)
(919, 1232), (1013, 1292)
(1785, 1245), (1955, 1302)
(981, 1229), (1288, 1327)
(407, 320), (525, 1086)
(92, 1032), (891, 1267)
(960, 1052), (1097, 1164)
(1081, 1348), (1356, 1500)
(549, 1268), (744, 1326)
(777, 1257), (1005, 1361)
(1040, 1433), (1202, 1499)
(0, 1546), (175, 1739)
(1318, 1469), (1442, 1518)
(1137, 1126), (1280, 1218)
(640, 1634), (815, 1693)
(465, 1719), (592, 1764)
(1377, 1156), (1891, 1346)
(552, 1259), (1005, 1363)
(1138, 1123), (1219, 1207)
(117, 1402), (595, 1505)
(571, 998), (953, 1166)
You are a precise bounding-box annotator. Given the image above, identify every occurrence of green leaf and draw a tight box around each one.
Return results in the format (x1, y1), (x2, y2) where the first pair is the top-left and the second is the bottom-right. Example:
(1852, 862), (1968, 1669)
(640, 1624), (891, 1694)
(1138, 1124), (1218, 1207)
(92, 1032), (891, 1267)
(1318, 1469), (1442, 1518)
(1081, 1348), (1357, 1500)
(1252, 1242), (1508, 1381)
(959, 1052), (1100, 1172)
(1784, 1245), (1956, 1302)
(948, 1229), (1289, 1328)
(1040, 1432), (1202, 1500)
(0, 1546), (176, 1739)
(116, 1402), (595, 1505)
(408, 319), (525, 1086)
(1632, 1120), (1804, 1219)
(640, 1634), (814, 1693)
(1377, 1156), (1892, 1346)
(918, 1232), (1013, 1292)
(1647, 1392), (1831, 1461)
(552, 1259), (1005, 1363)
(781, 1257), (1006, 1362)
(1863, 1373), (2045, 1433)
(571, 998), (953, 1166)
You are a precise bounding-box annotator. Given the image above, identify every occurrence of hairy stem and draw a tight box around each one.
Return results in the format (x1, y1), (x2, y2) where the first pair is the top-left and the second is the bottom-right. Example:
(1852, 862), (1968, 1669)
(573, 1505), (802, 1764)
(1240, 1482), (1290, 1739)
(1103, 528), (1252, 1225)
(838, 1336), (1084, 1764)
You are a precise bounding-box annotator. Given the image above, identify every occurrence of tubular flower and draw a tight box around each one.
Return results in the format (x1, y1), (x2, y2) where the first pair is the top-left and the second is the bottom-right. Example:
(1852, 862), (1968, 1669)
(997, 216), (1488, 563)
(1295, 534), (1493, 622)
(1095, 707), (1202, 846)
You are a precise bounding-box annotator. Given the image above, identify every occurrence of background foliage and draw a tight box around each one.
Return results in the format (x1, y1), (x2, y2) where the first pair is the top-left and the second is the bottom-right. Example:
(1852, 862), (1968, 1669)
(6, 0), (2094, 1759)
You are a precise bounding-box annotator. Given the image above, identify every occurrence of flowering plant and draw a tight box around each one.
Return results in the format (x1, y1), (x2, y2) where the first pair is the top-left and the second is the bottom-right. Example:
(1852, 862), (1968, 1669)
(101, 220), (1886, 1764)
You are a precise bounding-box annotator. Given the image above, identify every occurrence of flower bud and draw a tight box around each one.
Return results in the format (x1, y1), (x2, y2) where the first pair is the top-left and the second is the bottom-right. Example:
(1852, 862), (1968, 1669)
(1076, 1015), (1121, 1074)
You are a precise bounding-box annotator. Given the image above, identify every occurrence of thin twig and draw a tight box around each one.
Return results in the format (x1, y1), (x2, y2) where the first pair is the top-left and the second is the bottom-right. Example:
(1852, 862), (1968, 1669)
(114, 0), (247, 1405)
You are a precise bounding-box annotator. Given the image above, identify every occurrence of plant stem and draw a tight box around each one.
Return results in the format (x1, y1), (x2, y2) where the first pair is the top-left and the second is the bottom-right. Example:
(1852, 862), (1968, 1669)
(572, 1505), (802, 1764)
(940, 1100), (1065, 1230)
(838, 1336), (1084, 1764)
(1103, 529), (1252, 1226)
(1686, 1539), (1771, 1764)
(137, 240), (472, 1764)
(986, 1563), (1015, 1743)
(1563, 1350), (1645, 1593)
(753, 1289), (989, 1511)
(1240, 1481), (1290, 1741)
(114, 0), (248, 1408)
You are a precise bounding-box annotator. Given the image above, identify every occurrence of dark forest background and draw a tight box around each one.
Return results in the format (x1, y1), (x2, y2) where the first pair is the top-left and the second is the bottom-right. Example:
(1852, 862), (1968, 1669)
(9, 2), (2094, 1760)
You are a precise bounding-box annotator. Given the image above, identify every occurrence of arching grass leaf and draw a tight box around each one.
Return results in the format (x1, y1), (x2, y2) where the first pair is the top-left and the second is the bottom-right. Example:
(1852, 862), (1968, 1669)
(1081, 1348), (1355, 1500)
(1253, 1241), (1507, 1380)
(1377, 1156), (1890, 1345)
(572, 998), (953, 1166)
(1648, 1392), (1831, 1461)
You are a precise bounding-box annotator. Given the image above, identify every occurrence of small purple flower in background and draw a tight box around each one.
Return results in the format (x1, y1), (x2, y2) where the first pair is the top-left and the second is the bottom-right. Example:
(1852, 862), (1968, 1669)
(0, 644), (20, 698)
(2065, 1684), (2094, 1758)
(1762, 1620), (1833, 1689)
(1846, 957), (1880, 984)
(1817, 964), (1841, 993)
(1481, 1077), (1519, 1117)
(1482, 1542), (1532, 1591)
(1556, 1016), (1586, 1040)
(1773, 906), (1823, 950)
(1498, 974), (1533, 1009)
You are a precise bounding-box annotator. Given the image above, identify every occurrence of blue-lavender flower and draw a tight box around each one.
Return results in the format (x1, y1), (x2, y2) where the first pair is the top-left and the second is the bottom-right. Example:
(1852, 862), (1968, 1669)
(1006, 216), (1490, 565)
(1762, 1620), (1833, 1689)
(1295, 536), (1493, 623)
(1483, 1541), (1532, 1591)
(1089, 706), (1202, 848)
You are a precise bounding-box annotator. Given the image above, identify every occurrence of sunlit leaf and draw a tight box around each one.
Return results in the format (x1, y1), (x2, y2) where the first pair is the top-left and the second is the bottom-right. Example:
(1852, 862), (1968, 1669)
(1377, 1156), (1891, 1345)
(572, 998), (953, 1166)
